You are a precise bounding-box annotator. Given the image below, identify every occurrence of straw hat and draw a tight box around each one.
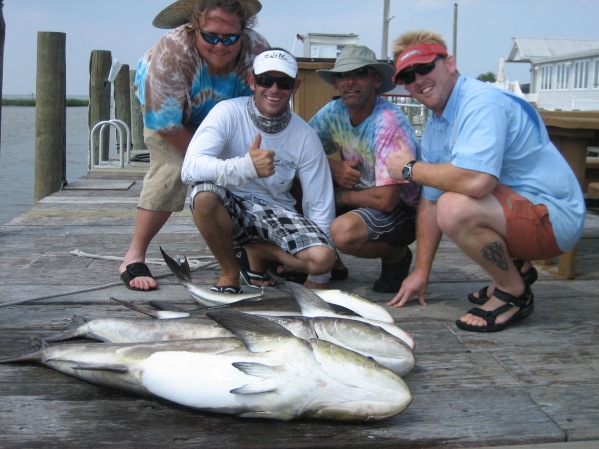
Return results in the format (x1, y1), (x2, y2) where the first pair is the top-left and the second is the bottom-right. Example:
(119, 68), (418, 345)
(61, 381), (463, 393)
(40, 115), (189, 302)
(152, 0), (262, 29)
(316, 45), (396, 95)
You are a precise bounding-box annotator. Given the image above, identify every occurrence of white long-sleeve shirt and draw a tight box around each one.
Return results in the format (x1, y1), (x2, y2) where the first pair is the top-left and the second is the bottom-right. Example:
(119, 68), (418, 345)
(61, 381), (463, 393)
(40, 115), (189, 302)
(181, 96), (335, 241)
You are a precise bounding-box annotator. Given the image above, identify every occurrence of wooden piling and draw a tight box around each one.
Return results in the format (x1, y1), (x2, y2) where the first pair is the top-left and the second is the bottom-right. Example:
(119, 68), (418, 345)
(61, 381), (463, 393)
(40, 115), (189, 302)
(88, 50), (112, 165)
(129, 70), (146, 150)
(0, 0), (5, 151)
(114, 63), (131, 153)
(34, 31), (66, 204)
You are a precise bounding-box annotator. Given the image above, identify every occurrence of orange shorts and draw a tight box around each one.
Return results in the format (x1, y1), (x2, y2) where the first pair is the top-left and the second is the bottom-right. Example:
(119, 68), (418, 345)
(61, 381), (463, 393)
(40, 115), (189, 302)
(492, 184), (562, 261)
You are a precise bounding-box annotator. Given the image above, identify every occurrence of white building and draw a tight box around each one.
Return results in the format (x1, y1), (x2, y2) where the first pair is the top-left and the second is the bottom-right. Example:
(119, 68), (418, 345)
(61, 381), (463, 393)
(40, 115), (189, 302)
(507, 37), (599, 111)
(299, 33), (360, 58)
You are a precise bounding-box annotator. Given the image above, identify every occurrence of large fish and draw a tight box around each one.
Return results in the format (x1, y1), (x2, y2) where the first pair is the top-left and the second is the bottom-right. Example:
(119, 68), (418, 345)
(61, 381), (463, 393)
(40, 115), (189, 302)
(284, 282), (416, 350)
(45, 311), (415, 376)
(161, 247), (394, 323)
(2, 310), (412, 421)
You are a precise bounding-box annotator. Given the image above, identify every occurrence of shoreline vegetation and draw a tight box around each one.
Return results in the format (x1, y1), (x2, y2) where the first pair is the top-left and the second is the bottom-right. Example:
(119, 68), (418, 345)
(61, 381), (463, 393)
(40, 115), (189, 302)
(2, 98), (89, 107)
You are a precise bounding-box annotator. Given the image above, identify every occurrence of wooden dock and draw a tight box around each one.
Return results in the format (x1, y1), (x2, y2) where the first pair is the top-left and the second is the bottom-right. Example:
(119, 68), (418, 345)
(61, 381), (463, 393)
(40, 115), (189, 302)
(1, 165), (598, 449)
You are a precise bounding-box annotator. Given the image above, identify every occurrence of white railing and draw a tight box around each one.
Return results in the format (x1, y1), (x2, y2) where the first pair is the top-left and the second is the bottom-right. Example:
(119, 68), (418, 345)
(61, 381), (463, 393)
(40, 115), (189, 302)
(89, 119), (132, 169)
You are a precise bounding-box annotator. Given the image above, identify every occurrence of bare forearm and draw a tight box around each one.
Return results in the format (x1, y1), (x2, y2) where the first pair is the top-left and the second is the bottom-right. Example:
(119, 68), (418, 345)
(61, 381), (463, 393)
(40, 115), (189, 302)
(336, 185), (401, 213)
(411, 162), (497, 198)
(413, 198), (443, 277)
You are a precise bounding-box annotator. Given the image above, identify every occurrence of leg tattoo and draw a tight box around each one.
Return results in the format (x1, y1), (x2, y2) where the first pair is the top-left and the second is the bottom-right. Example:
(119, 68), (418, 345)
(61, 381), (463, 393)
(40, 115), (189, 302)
(480, 241), (508, 271)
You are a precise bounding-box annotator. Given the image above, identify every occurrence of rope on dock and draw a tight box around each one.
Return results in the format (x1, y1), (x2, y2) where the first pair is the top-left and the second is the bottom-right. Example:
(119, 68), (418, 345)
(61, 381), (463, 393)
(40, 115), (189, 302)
(69, 249), (219, 271)
(0, 250), (219, 308)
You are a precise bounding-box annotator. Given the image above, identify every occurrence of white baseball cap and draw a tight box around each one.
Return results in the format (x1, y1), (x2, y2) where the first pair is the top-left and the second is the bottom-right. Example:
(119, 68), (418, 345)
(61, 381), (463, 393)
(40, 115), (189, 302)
(253, 49), (298, 78)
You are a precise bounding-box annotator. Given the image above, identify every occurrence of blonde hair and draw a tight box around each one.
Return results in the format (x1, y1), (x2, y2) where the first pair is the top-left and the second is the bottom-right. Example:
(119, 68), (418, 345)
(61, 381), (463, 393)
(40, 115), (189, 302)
(190, 0), (259, 30)
(392, 30), (447, 62)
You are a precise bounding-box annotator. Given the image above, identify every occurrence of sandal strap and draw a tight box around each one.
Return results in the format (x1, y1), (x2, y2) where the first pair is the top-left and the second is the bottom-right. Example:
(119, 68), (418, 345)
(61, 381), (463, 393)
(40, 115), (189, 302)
(210, 285), (242, 294)
(466, 303), (513, 326)
(493, 286), (533, 308)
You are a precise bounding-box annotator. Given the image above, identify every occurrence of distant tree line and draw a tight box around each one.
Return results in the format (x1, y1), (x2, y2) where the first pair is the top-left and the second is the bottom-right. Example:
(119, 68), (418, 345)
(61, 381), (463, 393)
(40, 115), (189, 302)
(1, 98), (89, 106)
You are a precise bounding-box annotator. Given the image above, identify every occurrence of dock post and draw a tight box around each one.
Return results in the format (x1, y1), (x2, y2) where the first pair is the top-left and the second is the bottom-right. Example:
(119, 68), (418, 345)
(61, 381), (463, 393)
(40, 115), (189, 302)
(129, 70), (146, 150)
(114, 63), (131, 154)
(0, 0), (5, 152)
(89, 50), (112, 165)
(34, 31), (66, 204)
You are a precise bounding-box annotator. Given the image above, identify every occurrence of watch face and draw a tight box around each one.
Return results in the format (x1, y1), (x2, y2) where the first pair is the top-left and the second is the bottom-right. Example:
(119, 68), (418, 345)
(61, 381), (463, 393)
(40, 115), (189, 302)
(402, 165), (410, 180)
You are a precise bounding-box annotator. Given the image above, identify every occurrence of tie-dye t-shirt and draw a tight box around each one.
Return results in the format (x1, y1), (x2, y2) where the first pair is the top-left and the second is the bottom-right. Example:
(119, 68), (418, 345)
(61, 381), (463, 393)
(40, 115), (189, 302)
(134, 26), (269, 134)
(309, 97), (421, 208)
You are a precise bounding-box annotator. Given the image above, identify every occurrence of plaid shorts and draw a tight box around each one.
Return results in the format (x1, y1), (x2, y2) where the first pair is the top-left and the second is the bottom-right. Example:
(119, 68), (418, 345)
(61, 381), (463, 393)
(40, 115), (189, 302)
(343, 203), (416, 247)
(190, 182), (334, 254)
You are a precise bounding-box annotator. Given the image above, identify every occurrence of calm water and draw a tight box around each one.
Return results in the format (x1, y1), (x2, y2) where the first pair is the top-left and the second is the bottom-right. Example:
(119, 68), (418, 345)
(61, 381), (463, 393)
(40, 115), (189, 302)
(0, 106), (90, 225)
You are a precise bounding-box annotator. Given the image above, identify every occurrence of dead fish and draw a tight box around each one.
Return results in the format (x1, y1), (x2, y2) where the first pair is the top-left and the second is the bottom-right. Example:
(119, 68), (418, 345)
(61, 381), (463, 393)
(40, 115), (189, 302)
(45, 310), (415, 376)
(44, 315), (232, 343)
(2, 311), (412, 421)
(160, 247), (263, 307)
(284, 282), (416, 350)
(161, 247), (395, 323)
(312, 289), (394, 324)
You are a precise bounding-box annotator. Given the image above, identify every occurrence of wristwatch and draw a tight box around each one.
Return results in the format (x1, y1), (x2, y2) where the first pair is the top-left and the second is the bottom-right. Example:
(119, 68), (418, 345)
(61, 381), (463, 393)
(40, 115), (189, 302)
(402, 160), (417, 181)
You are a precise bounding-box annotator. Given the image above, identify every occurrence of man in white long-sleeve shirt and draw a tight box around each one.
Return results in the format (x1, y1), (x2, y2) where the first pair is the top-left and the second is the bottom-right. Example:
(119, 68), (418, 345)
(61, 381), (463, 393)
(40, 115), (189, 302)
(181, 48), (336, 292)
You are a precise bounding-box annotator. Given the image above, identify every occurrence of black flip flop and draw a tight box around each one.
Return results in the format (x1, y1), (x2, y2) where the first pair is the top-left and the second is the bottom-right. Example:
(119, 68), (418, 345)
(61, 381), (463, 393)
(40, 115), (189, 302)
(120, 262), (157, 291)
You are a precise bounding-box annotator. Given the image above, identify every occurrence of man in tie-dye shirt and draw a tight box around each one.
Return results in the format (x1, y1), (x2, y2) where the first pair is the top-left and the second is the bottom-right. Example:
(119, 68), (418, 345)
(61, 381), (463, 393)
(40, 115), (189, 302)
(309, 45), (421, 293)
(119, 0), (269, 292)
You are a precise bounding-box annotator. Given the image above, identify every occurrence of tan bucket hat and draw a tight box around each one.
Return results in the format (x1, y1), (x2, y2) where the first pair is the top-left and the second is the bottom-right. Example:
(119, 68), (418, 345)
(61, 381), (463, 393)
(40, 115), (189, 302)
(152, 0), (262, 29)
(316, 45), (396, 95)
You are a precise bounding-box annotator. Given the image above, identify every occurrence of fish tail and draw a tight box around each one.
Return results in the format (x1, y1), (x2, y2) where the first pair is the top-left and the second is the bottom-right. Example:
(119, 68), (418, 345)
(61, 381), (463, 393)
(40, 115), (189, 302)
(0, 337), (47, 364)
(160, 246), (192, 282)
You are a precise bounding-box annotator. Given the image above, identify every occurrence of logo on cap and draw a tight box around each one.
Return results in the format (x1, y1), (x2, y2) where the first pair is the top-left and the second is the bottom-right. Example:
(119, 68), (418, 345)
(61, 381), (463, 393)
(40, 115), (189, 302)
(400, 49), (421, 62)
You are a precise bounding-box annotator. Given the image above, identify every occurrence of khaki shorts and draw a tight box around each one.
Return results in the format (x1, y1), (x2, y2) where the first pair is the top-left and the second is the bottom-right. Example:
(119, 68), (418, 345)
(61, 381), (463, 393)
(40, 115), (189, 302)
(492, 184), (562, 261)
(138, 128), (188, 212)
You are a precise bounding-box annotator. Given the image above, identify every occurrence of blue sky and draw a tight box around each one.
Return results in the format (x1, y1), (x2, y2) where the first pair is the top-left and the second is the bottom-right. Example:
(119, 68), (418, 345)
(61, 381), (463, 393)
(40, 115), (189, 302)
(3, 0), (599, 96)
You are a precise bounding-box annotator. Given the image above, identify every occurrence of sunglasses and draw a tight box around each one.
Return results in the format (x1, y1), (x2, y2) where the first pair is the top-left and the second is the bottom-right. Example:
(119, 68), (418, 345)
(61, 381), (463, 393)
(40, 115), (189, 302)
(254, 73), (296, 90)
(198, 30), (242, 47)
(396, 56), (444, 85)
(333, 67), (372, 79)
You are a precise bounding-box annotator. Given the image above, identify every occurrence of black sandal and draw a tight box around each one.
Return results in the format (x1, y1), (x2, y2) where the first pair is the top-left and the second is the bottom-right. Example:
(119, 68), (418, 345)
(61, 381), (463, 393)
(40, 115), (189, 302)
(373, 248), (412, 293)
(467, 259), (538, 305)
(210, 285), (242, 294)
(235, 248), (279, 289)
(457, 286), (534, 332)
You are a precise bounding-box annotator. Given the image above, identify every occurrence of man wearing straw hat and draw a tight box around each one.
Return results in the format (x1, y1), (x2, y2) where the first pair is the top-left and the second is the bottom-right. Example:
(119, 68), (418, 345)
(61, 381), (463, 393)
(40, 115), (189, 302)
(309, 45), (421, 293)
(119, 0), (269, 291)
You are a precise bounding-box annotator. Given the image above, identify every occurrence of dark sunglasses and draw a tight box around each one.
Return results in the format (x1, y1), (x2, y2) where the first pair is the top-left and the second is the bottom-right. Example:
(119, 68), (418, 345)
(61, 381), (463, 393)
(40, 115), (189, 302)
(396, 56), (444, 85)
(198, 30), (242, 47)
(254, 73), (295, 90)
(333, 67), (372, 79)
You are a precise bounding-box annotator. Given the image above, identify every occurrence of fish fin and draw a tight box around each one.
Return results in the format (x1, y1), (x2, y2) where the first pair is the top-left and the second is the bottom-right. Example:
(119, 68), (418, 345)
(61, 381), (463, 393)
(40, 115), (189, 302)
(230, 383), (278, 395)
(160, 246), (192, 283)
(232, 361), (281, 378)
(148, 301), (186, 313)
(206, 310), (295, 353)
(29, 336), (50, 352)
(0, 337), (49, 363)
(43, 316), (88, 342)
(230, 364), (279, 394)
(70, 362), (130, 373)
(283, 282), (335, 317)
(110, 297), (159, 318)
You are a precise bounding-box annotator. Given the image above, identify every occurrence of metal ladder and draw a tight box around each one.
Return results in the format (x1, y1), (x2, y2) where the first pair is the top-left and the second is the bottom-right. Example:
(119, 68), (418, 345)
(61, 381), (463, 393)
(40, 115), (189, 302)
(89, 119), (132, 169)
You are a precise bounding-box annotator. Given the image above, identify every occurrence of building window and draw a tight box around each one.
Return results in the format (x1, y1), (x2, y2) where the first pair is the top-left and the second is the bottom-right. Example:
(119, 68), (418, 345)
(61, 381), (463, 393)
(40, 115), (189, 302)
(573, 60), (589, 90)
(540, 65), (553, 91)
(556, 63), (569, 90)
(594, 59), (599, 89)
